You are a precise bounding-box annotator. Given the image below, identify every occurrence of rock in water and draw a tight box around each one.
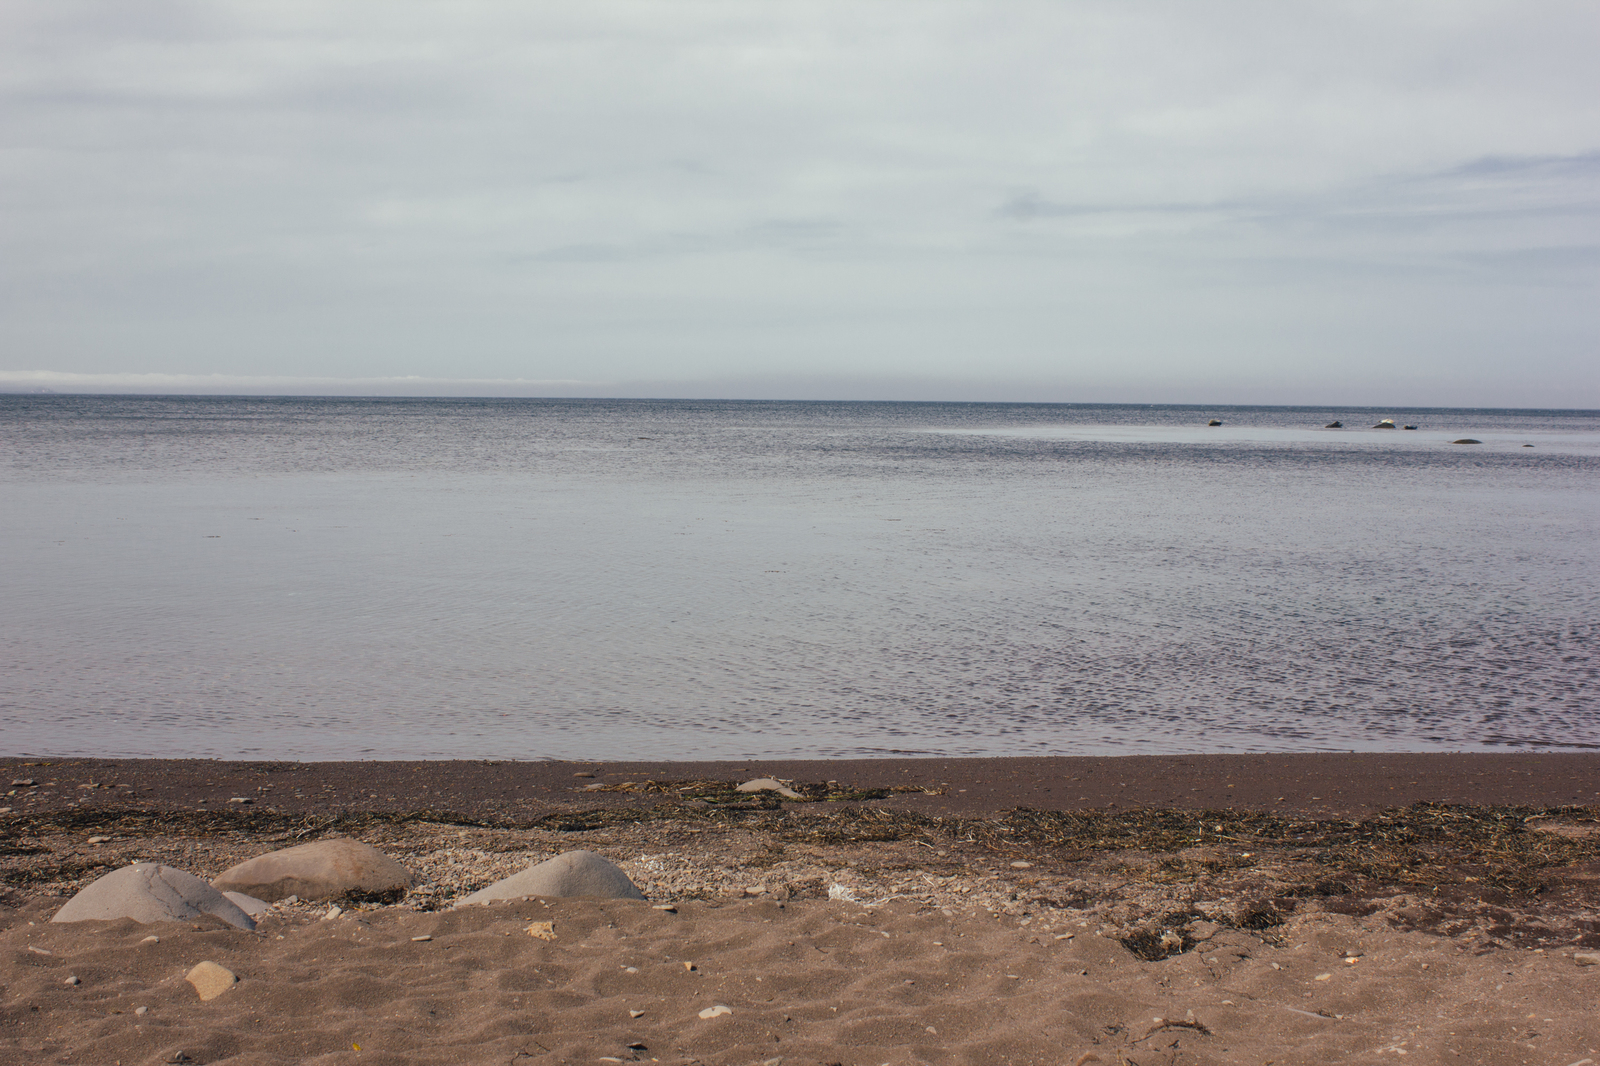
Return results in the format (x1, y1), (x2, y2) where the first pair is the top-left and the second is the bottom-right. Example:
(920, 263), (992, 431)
(52, 863), (255, 930)
(212, 838), (414, 903)
(453, 850), (645, 906)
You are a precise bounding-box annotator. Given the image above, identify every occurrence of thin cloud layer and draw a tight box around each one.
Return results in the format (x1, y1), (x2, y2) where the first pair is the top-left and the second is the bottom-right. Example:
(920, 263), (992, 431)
(1, 1), (1596, 404)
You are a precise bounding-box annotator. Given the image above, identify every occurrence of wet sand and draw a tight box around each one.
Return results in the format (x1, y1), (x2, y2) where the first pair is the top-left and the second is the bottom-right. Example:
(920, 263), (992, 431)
(5, 752), (1598, 820)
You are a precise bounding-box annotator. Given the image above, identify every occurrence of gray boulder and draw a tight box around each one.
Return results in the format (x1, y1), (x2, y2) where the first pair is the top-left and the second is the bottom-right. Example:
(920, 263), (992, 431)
(211, 838), (414, 903)
(53, 863), (255, 930)
(454, 850), (645, 906)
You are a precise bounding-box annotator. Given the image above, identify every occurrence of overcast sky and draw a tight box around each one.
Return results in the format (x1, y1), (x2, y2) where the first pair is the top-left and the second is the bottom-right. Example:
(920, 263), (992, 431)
(2, 1), (1596, 405)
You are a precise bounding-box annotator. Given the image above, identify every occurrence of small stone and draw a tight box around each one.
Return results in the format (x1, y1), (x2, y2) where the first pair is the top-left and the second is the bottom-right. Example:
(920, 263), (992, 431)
(764, 1058), (784, 1066)
(185, 961), (238, 1001)
(526, 921), (556, 940)
(65, 975), (81, 986)
(167, 1051), (191, 1063)
(584, 782), (608, 790)
(626, 1042), (647, 1050)
(278, 895), (298, 906)
(135, 1006), (148, 1016)
(1010, 861), (1033, 869)
(88, 835), (112, 844)
(322, 905), (343, 920)
(11, 779), (36, 787)
(140, 935), (160, 944)
(652, 904), (676, 912)
(744, 885), (765, 896)
(573, 772), (596, 778)
(411, 935), (432, 942)
(227, 797), (252, 805)
(1574, 952), (1600, 967)
(1054, 933), (1074, 940)
(623, 966), (639, 973)
(698, 1005), (732, 1019)
(1314, 973), (1332, 981)
(27, 945), (53, 955)
(683, 961), (696, 971)
(629, 1010), (645, 1018)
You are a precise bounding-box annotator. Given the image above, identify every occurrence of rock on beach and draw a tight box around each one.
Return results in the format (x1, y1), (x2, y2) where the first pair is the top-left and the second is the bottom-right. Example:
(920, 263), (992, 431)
(453, 850), (645, 906)
(52, 863), (256, 930)
(211, 838), (414, 903)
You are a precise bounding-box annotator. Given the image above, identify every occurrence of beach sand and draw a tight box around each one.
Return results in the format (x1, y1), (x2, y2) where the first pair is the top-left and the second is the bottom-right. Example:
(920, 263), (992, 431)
(4, 754), (1598, 1065)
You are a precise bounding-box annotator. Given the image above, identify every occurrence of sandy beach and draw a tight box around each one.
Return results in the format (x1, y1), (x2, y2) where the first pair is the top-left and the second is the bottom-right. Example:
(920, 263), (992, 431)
(4, 754), (1598, 1065)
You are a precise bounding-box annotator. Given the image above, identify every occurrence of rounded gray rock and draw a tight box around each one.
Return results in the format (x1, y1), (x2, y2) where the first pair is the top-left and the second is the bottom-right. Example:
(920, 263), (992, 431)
(211, 838), (414, 903)
(453, 850), (645, 906)
(52, 863), (255, 930)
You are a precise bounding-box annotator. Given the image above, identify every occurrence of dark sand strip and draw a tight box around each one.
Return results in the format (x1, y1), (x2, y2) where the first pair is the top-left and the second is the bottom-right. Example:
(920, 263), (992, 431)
(5, 753), (1597, 820)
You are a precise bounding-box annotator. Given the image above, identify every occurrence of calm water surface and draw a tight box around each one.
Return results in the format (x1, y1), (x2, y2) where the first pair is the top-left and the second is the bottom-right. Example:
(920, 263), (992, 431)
(2, 397), (1595, 759)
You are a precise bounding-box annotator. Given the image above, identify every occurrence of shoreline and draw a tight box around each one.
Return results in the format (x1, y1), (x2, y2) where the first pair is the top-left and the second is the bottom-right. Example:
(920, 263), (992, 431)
(5, 753), (1599, 1064)
(5, 752), (1599, 820)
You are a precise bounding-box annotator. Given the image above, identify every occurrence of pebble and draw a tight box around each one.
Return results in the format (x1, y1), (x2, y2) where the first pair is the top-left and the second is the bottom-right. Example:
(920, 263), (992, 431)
(1574, 952), (1600, 967)
(683, 961), (696, 971)
(1314, 973), (1332, 981)
(11, 779), (36, 787)
(652, 904), (677, 912)
(227, 797), (252, 804)
(629, 1010), (645, 1018)
(527, 921), (557, 940)
(135, 1006), (148, 1016)
(27, 945), (53, 956)
(185, 961), (238, 1001)
(1054, 933), (1074, 940)
(411, 935), (432, 942)
(698, 1005), (732, 1019)
(141, 935), (160, 944)
(87, 836), (112, 844)
(1010, 861), (1033, 869)
(322, 906), (343, 920)
(65, 975), (80, 986)
(278, 895), (299, 907)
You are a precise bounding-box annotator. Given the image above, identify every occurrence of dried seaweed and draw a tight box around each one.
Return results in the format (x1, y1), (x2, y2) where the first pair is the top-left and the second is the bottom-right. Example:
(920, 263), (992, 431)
(4, 800), (1595, 901)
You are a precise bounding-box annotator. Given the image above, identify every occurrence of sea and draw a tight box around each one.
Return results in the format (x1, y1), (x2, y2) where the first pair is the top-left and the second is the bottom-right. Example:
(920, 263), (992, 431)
(2, 396), (1596, 761)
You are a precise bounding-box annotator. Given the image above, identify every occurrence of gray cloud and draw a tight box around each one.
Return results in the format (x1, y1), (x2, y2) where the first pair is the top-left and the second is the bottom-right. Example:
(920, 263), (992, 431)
(1, 0), (1596, 404)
